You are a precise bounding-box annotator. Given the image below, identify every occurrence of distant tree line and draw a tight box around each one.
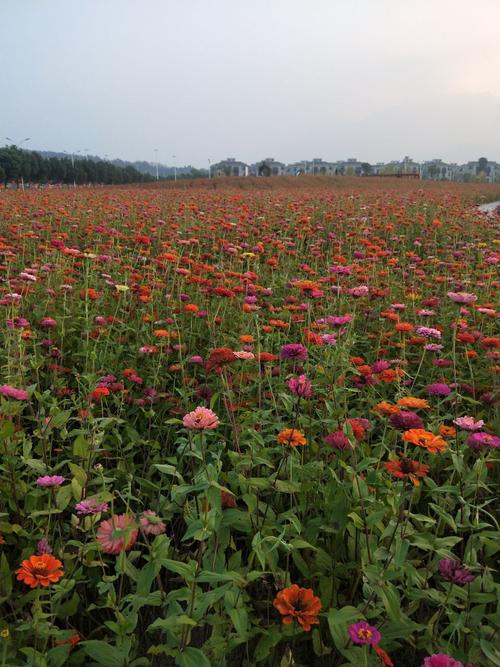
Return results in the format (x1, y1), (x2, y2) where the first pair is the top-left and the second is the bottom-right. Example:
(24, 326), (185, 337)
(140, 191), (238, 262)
(0, 146), (154, 187)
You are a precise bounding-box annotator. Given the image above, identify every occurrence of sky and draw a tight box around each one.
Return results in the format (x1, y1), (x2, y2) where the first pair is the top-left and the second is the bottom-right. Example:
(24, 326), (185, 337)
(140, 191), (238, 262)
(2, 0), (500, 167)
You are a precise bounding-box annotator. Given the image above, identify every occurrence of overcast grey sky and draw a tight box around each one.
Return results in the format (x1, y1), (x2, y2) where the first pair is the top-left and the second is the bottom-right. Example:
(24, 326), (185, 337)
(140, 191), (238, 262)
(2, 0), (500, 166)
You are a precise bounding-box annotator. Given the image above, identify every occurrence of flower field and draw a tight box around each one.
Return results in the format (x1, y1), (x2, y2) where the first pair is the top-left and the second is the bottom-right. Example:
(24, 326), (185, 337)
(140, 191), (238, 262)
(0, 180), (499, 666)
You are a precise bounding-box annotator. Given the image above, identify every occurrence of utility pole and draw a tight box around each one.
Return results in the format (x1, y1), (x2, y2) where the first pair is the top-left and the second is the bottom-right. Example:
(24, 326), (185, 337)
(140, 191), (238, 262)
(172, 155), (177, 182)
(154, 148), (159, 181)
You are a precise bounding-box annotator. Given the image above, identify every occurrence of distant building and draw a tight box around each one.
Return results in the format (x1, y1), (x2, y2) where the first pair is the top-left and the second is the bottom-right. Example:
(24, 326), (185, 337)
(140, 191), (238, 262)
(249, 158), (286, 176)
(211, 158), (248, 177)
(208, 155), (500, 182)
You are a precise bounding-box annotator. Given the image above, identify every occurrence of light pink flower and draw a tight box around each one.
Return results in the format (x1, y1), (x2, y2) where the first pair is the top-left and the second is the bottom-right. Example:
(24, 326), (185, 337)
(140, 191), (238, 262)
(453, 416), (485, 431)
(233, 350), (255, 360)
(36, 475), (65, 488)
(182, 406), (219, 430)
(140, 510), (166, 536)
(447, 291), (477, 304)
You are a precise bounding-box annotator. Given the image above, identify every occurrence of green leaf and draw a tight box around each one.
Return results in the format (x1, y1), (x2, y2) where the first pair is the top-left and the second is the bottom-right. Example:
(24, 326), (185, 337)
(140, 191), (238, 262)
(154, 464), (183, 481)
(229, 607), (249, 637)
(327, 606), (360, 649)
(175, 647), (211, 667)
(80, 640), (126, 666)
(0, 553), (12, 600)
(73, 434), (88, 457)
(480, 640), (500, 666)
(160, 558), (197, 581)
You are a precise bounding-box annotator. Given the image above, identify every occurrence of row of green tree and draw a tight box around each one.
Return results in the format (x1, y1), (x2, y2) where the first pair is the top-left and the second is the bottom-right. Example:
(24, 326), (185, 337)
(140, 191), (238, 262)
(0, 146), (154, 187)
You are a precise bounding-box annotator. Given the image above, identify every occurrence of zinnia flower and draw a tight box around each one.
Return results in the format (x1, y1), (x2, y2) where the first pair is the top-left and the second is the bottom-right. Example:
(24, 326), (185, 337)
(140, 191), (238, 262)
(402, 429), (448, 454)
(36, 475), (65, 488)
(277, 428), (307, 447)
(389, 411), (424, 431)
(421, 654), (465, 667)
(447, 292), (477, 304)
(324, 430), (351, 450)
(438, 558), (475, 584)
(426, 383), (452, 397)
(453, 416), (484, 431)
(467, 431), (500, 449)
(273, 584), (321, 631)
(287, 374), (313, 398)
(0, 384), (29, 401)
(384, 457), (429, 486)
(75, 498), (109, 515)
(182, 406), (219, 430)
(16, 554), (64, 588)
(205, 347), (236, 372)
(139, 510), (166, 536)
(280, 343), (308, 361)
(96, 514), (138, 554)
(348, 621), (381, 646)
(397, 397), (430, 409)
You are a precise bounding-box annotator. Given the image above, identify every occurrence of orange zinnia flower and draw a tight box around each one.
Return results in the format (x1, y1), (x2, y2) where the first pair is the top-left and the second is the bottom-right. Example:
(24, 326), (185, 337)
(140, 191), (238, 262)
(438, 424), (457, 438)
(402, 429), (448, 454)
(384, 456), (429, 486)
(277, 428), (307, 447)
(273, 584), (322, 631)
(373, 401), (400, 415)
(16, 554), (64, 588)
(396, 397), (430, 410)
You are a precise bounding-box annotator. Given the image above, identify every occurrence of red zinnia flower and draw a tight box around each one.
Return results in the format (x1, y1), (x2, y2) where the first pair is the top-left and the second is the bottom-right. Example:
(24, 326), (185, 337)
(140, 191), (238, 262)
(206, 347), (236, 372)
(384, 456), (429, 486)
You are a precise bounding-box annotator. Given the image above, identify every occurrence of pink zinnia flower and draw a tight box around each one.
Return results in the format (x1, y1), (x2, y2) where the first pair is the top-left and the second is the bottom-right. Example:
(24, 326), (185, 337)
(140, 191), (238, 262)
(447, 291), (477, 304)
(75, 498), (109, 515)
(0, 384), (29, 401)
(139, 510), (166, 536)
(421, 654), (464, 667)
(36, 475), (65, 488)
(40, 317), (57, 328)
(182, 406), (219, 430)
(347, 285), (369, 297)
(96, 514), (138, 554)
(287, 374), (313, 398)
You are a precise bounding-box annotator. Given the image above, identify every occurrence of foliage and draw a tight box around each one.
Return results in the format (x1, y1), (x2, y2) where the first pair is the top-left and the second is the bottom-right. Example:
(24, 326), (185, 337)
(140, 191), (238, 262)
(0, 146), (153, 187)
(0, 180), (499, 666)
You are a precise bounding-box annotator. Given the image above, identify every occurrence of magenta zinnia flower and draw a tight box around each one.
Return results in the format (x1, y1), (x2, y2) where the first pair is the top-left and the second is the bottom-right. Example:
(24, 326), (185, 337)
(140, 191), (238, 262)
(280, 343), (308, 361)
(467, 431), (500, 450)
(421, 654), (465, 667)
(324, 430), (351, 450)
(182, 406), (219, 430)
(0, 384), (29, 401)
(389, 411), (424, 431)
(348, 621), (381, 646)
(426, 383), (451, 397)
(36, 475), (65, 488)
(96, 514), (138, 554)
(438, 558), (475, 584)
